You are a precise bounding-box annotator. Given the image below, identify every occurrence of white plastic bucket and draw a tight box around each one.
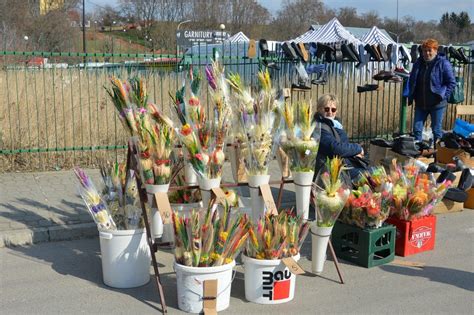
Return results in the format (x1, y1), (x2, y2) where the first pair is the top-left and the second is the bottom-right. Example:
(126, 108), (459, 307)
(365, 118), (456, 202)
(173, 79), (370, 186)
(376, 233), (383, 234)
(293, 171), (314, 221)
(242, 253), (300, 304)
(99, 228), (151, 289)
(248, 174), (271, 222)
(174, 260), (235, 313)
(146, 184), (170, 239)
(184, 162), (198, 185)
(197, 177), (221, 208)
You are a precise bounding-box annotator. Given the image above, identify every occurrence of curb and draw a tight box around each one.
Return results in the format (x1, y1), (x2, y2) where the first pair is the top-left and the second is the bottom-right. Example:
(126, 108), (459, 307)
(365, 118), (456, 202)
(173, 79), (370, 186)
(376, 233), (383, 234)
(0, 201), (298, 248)
(0, 223), (98, 248)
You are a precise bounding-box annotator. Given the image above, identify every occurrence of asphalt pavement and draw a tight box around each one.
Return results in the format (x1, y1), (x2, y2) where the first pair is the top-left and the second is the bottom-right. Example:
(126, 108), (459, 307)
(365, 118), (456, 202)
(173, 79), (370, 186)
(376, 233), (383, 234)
(1, 211), (473, 314)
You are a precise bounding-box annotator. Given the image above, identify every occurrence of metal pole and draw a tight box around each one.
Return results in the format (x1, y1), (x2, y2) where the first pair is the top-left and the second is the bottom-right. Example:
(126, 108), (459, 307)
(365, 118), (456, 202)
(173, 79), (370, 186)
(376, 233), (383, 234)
(399, 79), (408, 134)
(396, 0), (399, 35)
(82, 0), (86, 64)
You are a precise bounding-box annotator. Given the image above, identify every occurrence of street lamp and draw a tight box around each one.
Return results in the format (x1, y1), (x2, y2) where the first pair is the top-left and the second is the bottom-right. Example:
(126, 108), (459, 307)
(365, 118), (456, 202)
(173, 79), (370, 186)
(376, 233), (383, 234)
(176, 19), (192, 56)
(219, 23), (226, 42)
(23, 35), (29, 51)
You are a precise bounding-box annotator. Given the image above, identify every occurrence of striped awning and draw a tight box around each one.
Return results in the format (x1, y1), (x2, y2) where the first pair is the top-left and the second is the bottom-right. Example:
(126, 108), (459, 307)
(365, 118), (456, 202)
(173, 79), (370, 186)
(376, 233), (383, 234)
(361, 26), (396, 45)
(226, 31), (249, 43)
(293, 17), (362, 44)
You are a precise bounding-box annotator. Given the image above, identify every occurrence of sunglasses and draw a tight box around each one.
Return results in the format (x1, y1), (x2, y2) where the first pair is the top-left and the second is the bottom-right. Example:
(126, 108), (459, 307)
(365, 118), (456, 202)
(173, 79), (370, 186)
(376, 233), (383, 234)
(324, 107), (337, 113)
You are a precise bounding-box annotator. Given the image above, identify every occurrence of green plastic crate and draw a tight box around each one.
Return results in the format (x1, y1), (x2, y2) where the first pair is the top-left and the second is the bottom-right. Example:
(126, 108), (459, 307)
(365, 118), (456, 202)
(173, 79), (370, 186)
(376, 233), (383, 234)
(332, 222), (395, 268)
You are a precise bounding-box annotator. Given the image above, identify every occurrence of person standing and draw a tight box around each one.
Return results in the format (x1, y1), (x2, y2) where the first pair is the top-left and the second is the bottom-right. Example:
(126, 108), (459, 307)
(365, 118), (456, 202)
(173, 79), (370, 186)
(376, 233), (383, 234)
(408, 38), (456, 145)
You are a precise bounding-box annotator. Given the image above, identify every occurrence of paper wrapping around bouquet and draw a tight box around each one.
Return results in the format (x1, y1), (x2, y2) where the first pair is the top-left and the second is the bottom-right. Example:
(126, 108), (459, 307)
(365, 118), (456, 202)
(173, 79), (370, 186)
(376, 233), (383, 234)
(276, 147), (291, 178)
(311, 225), (333, 275)
(293, 171), (314, 221)
(228, 145), (247, 183)
(248, 174), (271, 222)
(146, 184), (170, 239)
(184, 161), (198, 186)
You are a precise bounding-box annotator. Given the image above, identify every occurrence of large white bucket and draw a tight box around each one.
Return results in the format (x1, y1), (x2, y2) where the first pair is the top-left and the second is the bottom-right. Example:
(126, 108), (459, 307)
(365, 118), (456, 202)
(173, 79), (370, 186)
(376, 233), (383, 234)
(293, 171), (314, 221)
(242, 253), (300, 304)
(174, 260), (235, 313)
(311, 225), (333, 275)
(99, 228), (151, 289)
(146, 184), (170, 239)
(248, 174), (271, 222)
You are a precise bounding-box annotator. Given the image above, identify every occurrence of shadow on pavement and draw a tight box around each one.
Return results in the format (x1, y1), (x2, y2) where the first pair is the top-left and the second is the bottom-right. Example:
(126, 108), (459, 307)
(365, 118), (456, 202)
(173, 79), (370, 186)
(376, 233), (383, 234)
(380, 265), (474, 292)
(0, 198), (70, 229)
(8, 239), (176, 312)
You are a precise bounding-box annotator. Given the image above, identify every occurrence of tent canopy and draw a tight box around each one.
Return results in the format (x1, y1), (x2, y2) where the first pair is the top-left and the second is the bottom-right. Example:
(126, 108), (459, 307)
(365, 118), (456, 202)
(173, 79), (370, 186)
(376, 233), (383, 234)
(293, 17), (363, 45)
(361, 26), (396, 45)
(226, 31), (249, 43)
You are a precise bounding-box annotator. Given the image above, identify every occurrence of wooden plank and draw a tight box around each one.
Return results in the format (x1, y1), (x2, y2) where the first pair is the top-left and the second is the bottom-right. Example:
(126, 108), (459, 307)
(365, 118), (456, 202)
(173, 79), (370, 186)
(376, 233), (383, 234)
(455, 105), (474, 117)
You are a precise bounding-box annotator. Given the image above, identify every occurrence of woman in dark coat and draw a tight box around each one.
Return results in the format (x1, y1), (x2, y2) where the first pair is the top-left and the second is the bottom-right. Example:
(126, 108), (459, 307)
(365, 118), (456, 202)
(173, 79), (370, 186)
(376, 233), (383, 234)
(313, 94), (366, 179)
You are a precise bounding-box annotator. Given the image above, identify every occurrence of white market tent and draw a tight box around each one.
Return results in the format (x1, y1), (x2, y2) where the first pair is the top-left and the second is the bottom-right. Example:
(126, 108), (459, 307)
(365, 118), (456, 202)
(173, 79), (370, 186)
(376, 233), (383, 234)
(226, 31), (249, 43)
(292, 17), (363, 45)
(361, 26), (396, 45)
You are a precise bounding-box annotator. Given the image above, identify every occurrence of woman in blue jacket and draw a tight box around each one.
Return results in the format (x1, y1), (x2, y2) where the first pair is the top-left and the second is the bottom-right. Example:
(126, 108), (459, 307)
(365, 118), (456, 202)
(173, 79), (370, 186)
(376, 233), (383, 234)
(313, 94), (365, 179)
(408, 38), (456, 145)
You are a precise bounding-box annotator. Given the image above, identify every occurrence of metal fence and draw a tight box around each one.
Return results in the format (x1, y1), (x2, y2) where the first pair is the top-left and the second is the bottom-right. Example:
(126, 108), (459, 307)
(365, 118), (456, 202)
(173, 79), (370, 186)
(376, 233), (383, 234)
(1, 44), (473, 172)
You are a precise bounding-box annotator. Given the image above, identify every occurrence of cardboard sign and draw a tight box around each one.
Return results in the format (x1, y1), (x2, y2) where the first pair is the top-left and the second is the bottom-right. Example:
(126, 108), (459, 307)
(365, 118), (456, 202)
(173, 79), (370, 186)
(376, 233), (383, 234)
(247, 39), (256, 58)
(154, 192), (172, 224)
(282, 257), (305, 275)
(203, 279), (218, 315)
(260, 184), (278, 215)
(211, 187), (227, 206)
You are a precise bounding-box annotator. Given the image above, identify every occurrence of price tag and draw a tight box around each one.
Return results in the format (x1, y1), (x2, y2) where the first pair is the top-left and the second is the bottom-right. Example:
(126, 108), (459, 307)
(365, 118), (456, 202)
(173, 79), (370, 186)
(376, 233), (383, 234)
(282, 257), (305, 275)
(211, 187), (227, 206)
(154, 192), (172, 224)
(203, 279), (218, 315)
(260, 184), (278, 215)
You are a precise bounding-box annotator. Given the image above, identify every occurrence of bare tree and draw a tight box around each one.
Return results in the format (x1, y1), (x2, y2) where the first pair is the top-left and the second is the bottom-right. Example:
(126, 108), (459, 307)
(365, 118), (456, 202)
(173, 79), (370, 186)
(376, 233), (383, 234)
(120, 0), (160, 37)
(271, 0), (330, 41)
(336, 7), (363, 26)
(0, 0), (79, 51)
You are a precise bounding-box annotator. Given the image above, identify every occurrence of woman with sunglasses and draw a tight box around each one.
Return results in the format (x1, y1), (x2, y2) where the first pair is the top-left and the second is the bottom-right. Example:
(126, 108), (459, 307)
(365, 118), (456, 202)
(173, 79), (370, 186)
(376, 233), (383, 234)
(313, 94), (366, 179)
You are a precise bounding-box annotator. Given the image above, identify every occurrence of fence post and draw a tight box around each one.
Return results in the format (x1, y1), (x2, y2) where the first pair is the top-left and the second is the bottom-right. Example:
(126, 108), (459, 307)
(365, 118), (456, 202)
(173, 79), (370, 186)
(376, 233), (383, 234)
(399, 79), (408, 134)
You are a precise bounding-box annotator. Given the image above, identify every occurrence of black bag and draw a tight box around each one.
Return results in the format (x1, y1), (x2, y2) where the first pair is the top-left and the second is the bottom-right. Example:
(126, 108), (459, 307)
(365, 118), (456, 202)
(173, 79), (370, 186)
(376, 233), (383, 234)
(448, 76), (465, 104)
(346, 156), (370, 170)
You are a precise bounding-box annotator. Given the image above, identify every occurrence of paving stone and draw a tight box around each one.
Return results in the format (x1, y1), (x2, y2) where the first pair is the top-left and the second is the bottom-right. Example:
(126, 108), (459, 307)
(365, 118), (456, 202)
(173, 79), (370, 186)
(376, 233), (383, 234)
(10, 222), (29, 229)
(38, 219), (53, 227)
(0, 228), (49, 247)
(49, 223), (97, 241)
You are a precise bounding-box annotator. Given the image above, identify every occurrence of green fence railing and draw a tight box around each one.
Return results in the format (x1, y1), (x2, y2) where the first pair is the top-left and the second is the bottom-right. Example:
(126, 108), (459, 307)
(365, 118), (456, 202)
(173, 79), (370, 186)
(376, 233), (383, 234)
(1, 44), (472, 172)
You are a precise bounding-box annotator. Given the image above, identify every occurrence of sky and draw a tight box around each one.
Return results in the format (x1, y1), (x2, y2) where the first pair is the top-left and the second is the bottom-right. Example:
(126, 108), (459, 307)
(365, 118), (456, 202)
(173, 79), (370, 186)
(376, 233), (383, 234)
(88, 0), (474, 22)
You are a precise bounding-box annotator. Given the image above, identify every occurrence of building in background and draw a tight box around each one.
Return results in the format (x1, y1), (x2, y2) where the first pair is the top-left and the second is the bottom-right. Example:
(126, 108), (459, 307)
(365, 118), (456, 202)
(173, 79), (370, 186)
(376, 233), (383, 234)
(29, 0), (65, 16)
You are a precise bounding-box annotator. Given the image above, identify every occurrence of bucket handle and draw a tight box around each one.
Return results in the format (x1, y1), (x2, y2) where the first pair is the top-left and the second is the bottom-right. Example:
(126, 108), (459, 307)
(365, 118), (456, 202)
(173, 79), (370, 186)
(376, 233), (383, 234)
(99, 231), (113, 240)
(173, 266), (237, 299)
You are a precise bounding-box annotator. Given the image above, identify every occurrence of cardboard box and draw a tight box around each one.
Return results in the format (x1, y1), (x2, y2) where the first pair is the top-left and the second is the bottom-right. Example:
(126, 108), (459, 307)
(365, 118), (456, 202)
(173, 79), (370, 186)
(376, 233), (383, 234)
(369, 144), (391, 166)
(388, 150), (412, 163)
(436, 143), (465, 164)
(433, 169), (462, 187)
(464, 188), (474, 209)
(433, 199), (464, 214)
(386, 215), (436, 257)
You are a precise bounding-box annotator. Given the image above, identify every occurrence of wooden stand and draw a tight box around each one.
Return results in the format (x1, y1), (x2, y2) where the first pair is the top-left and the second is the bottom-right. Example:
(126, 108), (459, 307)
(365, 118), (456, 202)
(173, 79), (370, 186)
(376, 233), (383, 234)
(126, 140), (343, 313)
(125, 142), (168, 314)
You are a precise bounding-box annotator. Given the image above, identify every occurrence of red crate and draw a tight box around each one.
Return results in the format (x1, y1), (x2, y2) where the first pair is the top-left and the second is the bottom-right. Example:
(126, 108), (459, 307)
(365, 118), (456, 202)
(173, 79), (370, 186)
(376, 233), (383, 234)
(386, 215), (436, 257)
